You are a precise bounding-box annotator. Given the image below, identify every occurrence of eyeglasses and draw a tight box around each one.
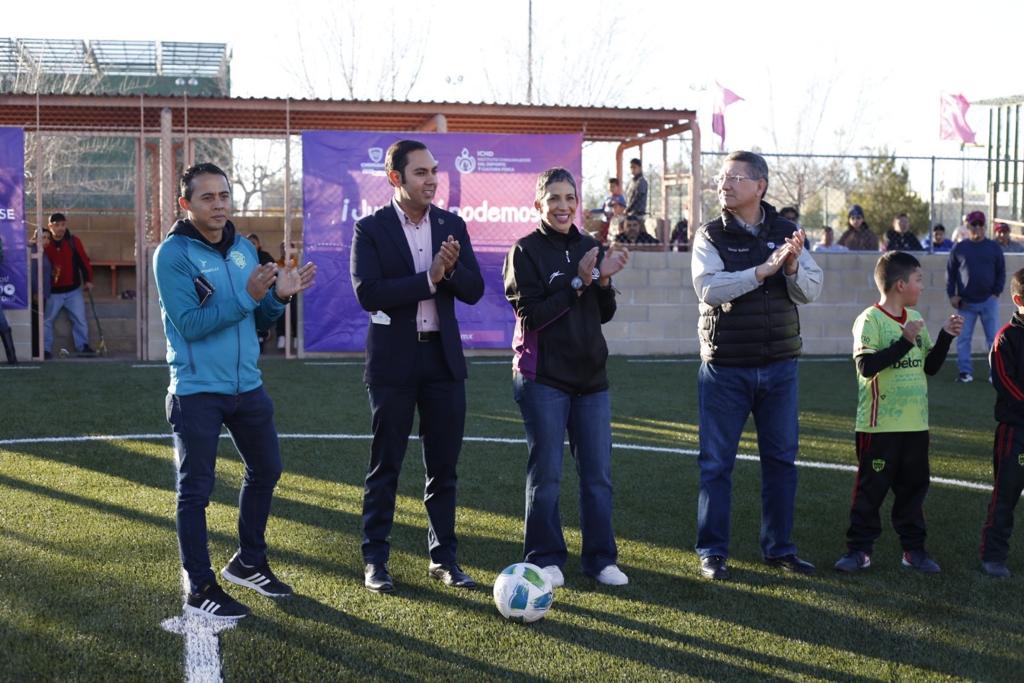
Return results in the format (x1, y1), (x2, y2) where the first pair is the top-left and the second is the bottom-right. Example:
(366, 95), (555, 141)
(714, 174), (757, 185)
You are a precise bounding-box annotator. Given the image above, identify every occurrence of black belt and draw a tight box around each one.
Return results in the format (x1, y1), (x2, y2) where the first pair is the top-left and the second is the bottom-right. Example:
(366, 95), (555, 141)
(417, 331), (441, 342)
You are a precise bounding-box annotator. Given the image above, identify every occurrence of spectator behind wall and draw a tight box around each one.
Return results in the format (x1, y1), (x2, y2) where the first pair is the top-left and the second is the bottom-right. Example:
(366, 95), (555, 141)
(625, 158), (648, 217)
(837, 205), (879, 251)
(615, 214), (660, 245)
(812, 226), (847, 252)
(602, 178), (626, 219)
(670, 219), (690, 252)
(995, 222), (1024, 253)
(883, 213), (923, 251)
(923, 224), (952, 253)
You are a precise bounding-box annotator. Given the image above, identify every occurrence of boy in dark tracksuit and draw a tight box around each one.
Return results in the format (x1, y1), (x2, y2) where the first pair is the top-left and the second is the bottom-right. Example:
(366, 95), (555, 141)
(835, 252), (963, 573)
(980, 268), (1024, 578)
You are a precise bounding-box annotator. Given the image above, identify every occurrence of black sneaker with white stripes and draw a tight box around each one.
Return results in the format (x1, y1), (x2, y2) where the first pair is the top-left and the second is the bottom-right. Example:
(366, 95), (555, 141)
(221, 554), (293, 597)
(184, 582), (250, 620)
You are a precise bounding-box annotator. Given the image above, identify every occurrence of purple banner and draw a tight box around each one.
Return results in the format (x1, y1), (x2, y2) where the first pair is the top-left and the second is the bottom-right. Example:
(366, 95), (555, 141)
(0, 127), (26, 309)
(301, 131), (583, 352)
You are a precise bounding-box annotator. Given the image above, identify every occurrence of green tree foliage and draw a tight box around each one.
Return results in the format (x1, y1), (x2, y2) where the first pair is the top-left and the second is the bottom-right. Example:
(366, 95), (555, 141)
(847, 150), (930, 237)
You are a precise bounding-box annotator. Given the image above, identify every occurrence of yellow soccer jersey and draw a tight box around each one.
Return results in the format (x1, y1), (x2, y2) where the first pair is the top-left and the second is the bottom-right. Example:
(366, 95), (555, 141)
(852, 305), (934, 432)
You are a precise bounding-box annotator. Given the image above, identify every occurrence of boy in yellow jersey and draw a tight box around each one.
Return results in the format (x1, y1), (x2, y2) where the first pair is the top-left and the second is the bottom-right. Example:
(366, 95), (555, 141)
(835, 252), (963, 573)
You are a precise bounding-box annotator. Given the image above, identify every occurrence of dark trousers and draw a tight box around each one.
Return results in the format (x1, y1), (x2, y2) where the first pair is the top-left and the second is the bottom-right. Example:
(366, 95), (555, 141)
(362, 338), (466, 565)
(166, 386), (283, 592)
(846, 431), (930, 553)
(980, 423), (1024, 562)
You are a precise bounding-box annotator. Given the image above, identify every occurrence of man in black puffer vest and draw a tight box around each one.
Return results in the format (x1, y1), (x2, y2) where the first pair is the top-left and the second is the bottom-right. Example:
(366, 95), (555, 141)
(690, 151), (823, 581)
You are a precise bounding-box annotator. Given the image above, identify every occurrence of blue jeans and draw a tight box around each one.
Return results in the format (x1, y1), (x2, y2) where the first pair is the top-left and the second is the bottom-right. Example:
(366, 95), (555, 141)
(696, 359), (800, 560)
(44, 288), (89, 353)
(957, 296), (1000, 375)
(166, 387), (283, 592)
(513, 374), (617, 576)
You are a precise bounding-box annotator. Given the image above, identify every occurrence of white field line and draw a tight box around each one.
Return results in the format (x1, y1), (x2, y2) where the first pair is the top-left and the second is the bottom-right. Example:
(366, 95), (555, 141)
(302, 362), (364, 366)
(0, 433), (991, 492)
(0, 365), (40, 370)
(132, 364), (165, 368)
(627, 358), (853, 364)
(159, 446), (234, 683)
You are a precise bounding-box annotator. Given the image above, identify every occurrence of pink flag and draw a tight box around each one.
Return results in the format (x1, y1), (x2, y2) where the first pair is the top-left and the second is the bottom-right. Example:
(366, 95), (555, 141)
(713, 82), (744, 151)
(939, 92), (977, 145)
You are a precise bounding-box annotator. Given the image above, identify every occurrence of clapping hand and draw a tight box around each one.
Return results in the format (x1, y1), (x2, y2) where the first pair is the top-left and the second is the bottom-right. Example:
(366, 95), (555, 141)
(943, 314), (964, 337)
(430, 235), (460, 284)
(755, 243), (792, 282)
(275, 262), (317, 298)
(599, 243), (630, 280)
(783, 229), (805, 275)
(578, 247), (599, 286)
(902, 319), (925, 344)
(246, 262), (278, 301)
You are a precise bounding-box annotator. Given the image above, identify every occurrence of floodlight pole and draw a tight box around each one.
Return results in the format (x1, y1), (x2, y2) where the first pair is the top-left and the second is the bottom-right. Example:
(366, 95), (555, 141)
(284, 98), (294, 359)
(526, 0), (533, 105)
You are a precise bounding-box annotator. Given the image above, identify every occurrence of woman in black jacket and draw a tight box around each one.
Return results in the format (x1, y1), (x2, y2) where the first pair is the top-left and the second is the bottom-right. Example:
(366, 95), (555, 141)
(502, 167), (630, 588)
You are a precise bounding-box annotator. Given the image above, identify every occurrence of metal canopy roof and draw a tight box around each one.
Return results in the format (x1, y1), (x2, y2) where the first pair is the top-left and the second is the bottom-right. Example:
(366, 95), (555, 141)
(0, 38), (228, 80)
(0, 94), (696, 143)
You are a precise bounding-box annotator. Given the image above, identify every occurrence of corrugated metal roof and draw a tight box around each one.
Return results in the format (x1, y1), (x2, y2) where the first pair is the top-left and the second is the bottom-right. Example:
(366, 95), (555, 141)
(0, 94), (697, 142)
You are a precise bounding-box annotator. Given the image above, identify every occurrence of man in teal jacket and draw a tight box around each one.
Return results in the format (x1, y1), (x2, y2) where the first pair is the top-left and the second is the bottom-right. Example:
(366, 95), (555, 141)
(154, 162), (315, 619)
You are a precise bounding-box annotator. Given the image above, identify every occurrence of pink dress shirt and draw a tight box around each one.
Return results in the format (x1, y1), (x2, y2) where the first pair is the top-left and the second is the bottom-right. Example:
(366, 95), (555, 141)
(392, 198), (439, 332)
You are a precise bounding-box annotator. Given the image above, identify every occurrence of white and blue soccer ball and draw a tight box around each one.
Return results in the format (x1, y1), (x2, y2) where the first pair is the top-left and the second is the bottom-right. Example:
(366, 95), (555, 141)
(492, 562), (554, 623)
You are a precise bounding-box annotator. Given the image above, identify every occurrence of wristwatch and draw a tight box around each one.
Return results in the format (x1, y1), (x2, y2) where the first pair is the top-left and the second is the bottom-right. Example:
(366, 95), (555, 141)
(570, 276), (585, 291)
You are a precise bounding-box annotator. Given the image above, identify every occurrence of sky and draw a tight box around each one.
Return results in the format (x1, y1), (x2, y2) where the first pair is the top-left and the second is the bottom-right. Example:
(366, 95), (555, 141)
(6, 0), (1023, 202)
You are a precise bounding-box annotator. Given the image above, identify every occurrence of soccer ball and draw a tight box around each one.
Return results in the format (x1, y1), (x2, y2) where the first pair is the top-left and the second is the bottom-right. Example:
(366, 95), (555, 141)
(492, 562), (554, 623)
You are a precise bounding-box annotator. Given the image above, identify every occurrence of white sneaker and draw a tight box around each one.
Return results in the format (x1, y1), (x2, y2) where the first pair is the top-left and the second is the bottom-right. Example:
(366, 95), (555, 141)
(595, 565), (629, 586)
(541, 565), (564, 588)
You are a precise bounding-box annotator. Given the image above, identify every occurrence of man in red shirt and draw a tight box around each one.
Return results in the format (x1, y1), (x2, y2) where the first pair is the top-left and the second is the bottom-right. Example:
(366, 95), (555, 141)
(43, 212), (94, 358)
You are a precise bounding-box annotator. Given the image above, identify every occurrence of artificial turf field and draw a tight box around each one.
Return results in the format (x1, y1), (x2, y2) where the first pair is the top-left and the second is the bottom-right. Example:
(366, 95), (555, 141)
(1, 355), (1021, 682)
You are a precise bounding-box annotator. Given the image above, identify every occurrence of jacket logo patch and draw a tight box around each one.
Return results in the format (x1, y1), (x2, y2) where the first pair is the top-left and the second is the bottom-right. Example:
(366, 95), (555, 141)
(872, 458), (885, 472)
(230, 251), (247, 269)
(1018, 453), (1024, 467)
(548, 271), (564, 283)
(196, 257), (219, 275)
(767, 242), (776, 249)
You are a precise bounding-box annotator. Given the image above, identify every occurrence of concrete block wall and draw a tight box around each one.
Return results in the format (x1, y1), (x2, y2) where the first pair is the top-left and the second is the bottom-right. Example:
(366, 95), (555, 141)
(8, 249), (1022, 360)
(603, 251), (1024, 356)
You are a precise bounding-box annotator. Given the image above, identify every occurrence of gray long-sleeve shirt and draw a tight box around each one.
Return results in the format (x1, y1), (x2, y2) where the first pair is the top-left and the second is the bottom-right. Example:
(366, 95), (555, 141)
(691, 225), (823, 307)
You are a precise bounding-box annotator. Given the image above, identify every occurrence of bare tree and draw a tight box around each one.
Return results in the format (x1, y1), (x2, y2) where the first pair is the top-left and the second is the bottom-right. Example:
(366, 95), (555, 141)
(481, 1), (645, 106)
(761, 66), (868, 215)
(285, 1), (430, 100)
(233, 141), (286, 215)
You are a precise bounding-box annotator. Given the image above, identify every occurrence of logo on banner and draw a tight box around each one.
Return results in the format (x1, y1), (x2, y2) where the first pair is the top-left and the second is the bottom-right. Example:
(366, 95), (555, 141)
(455, 148), (476, 174)
(1, 284), (13, 297)
(368, 147), (384, 163)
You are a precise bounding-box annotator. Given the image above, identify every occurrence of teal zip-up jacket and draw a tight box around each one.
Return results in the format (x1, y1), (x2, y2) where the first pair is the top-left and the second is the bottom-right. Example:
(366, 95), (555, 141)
(153, 219), (286, 396)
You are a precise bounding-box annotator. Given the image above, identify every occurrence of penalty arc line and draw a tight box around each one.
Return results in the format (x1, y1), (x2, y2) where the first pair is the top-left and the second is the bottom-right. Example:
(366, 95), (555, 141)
(0, 432), (992, 493)
(0, 431), (992, 683)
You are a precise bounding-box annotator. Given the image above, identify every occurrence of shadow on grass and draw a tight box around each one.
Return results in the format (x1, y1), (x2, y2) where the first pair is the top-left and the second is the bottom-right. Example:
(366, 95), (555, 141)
(258, 594), (526, 681)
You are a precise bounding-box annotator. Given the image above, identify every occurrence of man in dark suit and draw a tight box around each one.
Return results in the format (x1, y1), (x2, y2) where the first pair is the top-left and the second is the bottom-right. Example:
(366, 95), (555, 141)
(351, 139), (485, 593)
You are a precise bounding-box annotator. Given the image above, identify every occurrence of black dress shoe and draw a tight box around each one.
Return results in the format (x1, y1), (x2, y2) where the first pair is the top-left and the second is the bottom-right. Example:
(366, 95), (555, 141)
(700, 555), (730, 580)
(364, 563), (394, 593)
(765, 554), (816, 575)
(428, 563), (477, 588)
